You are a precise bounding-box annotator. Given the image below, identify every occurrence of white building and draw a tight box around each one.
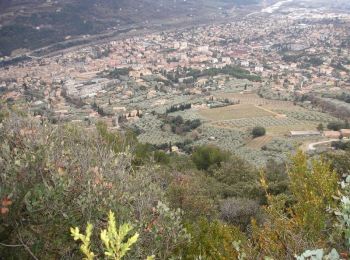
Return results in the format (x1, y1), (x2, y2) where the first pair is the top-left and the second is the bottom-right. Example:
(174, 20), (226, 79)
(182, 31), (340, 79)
(255, 66), (264, 73)
(180, 42), (188, 50)
(241, 60), (250, 67)
(197, 45), (209, 52)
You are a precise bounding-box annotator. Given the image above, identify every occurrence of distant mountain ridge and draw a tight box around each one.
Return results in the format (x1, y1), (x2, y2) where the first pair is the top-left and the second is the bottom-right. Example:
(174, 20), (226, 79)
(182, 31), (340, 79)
(0, 0), (261, 57)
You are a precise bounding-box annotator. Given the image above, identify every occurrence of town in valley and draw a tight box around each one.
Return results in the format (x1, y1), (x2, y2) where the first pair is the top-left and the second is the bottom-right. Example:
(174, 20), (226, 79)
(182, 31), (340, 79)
(1, 1), (350, 166)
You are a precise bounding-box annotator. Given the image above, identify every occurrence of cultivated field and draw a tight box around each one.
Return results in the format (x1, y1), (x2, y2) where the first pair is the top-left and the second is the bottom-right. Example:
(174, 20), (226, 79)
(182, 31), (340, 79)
(199, 93), (338, 136)
(194, 125), (246, 152)
(266, 122), (321, 135)
(246, 135), (273, 149)
(137, 130), (185, 145)
(130, 91), (341, 166)
(214, 92), (295, 107)
(198, 104), (275, 121)
(212, 116), (297, 129)
(273, 109), (337, 122)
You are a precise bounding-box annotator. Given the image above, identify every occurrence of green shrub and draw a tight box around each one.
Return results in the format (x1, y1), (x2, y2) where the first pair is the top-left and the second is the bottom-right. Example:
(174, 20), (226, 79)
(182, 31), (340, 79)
(327, 121), (345, 131)
(252, 126), (266, 138)
(0, 116), (187, 259)
(181, 218), (248, 259)
(191, 145), (230, 171)
(154, 150), (170, 164)
(219, 198), (260, 228)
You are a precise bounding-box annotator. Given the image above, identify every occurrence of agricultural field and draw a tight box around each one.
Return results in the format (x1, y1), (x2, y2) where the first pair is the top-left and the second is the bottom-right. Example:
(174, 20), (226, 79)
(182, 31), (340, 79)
(246, 135), (273, 149)
(265, 122), (320, 135)
(130, 114), (187, 145)
(199, 104), (275, 121)
(137, 130), (186, 145)
(194, 125), (247, 152)
(149, 94), (204, 114)
(212, 116), (299, 130)
(214, 92), (294, 107)
(272, 109), (338, 122)
(196, 93), (338, 136)
(168, 110), (205, 121)
(127, 90), (343, 166)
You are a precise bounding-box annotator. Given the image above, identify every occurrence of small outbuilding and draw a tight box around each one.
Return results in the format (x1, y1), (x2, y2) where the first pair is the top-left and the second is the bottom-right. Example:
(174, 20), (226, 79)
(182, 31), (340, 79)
(290, 131), (321, 137)
(340, 129), (350, 138)
(323, 131), (341, 139)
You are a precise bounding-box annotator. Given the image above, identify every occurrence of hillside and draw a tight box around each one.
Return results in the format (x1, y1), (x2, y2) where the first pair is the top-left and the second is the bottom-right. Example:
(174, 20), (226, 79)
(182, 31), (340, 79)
(0, 106), (349, 259)
(0, 0), (261, 57)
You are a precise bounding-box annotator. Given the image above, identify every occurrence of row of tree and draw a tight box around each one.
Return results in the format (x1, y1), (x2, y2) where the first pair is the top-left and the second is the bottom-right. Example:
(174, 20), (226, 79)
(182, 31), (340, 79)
(165, 103), (191, 114)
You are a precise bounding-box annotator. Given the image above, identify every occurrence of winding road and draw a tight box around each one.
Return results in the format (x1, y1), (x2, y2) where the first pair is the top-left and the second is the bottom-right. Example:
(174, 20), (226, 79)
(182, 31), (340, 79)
(308, 139), (339, 151)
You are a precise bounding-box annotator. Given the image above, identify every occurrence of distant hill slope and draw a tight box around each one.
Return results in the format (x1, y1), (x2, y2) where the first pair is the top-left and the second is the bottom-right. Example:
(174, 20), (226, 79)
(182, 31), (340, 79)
(0, 0), (261, 56)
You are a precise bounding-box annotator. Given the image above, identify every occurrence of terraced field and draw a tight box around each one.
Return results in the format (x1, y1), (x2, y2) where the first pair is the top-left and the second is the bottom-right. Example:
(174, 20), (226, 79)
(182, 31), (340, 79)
(193, 125), (247, 153)
(200, 93), (338, 136)
(266, 122), (320, 135)
(137, 130), (186, 145)
(246, 135), (273, 149)
(214, 93), (295, 107)
(273, 109), (337, 122)
(129, 114), (186, 145)
(128, 93), (340, 166)
(169, 110), (205, 121)
(199, 104), (275, 121)
(212, 116), (300, 129)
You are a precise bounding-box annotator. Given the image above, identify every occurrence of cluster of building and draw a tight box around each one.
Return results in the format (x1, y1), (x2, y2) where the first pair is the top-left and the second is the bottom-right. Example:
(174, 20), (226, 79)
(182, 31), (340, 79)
(0, 10), (350, 126)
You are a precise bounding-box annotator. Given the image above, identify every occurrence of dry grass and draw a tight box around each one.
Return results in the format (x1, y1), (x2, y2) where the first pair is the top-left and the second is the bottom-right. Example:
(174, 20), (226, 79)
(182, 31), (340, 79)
(246, 135), (273, 149)
(266, 121), (319, 135)
(198, 104), (274, 121)
(204, 94), (333, 137)
(214, 93), (294, 107)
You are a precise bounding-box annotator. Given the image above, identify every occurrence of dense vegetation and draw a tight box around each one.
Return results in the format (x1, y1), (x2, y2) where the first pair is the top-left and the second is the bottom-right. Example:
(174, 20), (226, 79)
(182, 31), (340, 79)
(166, 103), (192, 114)
(302, 94), (350, 119)
(185, 65), (261, 82)
(332, 140), (350, 151)
(163, 65), (261, 83)
(336, 92), (350, 104)
(327, 120), (349, 131)
(161, 115), (201, 135)
(0, 24), (58, 56)
(1, 109), (350, 259)
(105, 68), (132, 79)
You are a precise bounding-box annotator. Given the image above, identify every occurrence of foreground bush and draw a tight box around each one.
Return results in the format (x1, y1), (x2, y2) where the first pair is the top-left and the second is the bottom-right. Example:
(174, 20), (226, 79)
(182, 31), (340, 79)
(71, 211), (155, 260)
(1, 113), (350, 259)
(0, 115), (188, 259)
(251, 151), (340, 259)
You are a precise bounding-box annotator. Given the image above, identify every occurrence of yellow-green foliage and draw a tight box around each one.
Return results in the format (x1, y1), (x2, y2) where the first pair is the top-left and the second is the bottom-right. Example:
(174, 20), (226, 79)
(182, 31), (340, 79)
(100, 211), (139, 259)
(71, 223), (95, 260)
(288, 151), (338, 241)
(182, 218), (247, 259)
(251, 151), (339, 258)
(71, 211), (143, 260)
(250, 193), (310, 259)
